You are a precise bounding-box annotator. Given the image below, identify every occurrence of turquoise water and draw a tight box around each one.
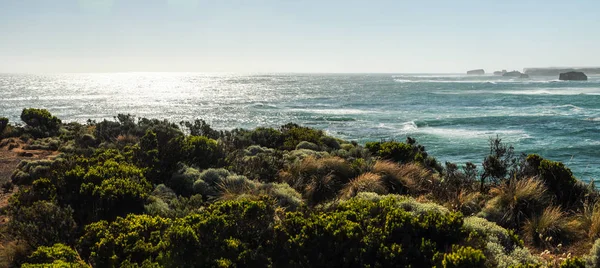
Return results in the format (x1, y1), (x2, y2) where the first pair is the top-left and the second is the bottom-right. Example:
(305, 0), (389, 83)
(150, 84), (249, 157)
(1, 73), (599, 181)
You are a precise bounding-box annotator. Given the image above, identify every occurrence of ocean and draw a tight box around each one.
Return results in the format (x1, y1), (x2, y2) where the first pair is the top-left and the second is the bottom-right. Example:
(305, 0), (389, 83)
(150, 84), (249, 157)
(1, 73), (599, 182)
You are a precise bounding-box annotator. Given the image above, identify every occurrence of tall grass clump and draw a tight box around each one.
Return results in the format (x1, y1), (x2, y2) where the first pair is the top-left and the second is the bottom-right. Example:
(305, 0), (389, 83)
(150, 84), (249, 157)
(339, 172), (387, 200)
(481, 177), (549, 229)
(522, 206), (578, 247)
(580, 201), (600, 240)
(371, 160), (432, 195)
(280, 156), (354, 205)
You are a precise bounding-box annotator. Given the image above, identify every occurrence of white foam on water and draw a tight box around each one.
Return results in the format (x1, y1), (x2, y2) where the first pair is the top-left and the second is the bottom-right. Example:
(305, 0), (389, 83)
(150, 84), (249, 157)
(289, 108), (374, 115)
(412, 126), (530, 141)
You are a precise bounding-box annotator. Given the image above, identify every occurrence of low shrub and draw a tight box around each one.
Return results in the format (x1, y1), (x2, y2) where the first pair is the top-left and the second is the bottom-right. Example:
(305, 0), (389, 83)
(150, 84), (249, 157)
(587, 238), (600, 268)
(442, 245), (486, 268)
(295, 141), (320, 151)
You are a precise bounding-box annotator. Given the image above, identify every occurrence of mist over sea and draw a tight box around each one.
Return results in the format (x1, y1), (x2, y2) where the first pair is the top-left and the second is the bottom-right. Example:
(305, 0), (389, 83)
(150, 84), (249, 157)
(1, 73), (599, 182)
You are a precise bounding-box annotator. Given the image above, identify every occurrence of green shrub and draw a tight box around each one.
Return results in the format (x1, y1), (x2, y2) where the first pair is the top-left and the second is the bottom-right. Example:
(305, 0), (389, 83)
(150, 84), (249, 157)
(295, 141), (320, 151)
(442, 246), (486, 268)
(463, 217), (539, 267)
(229, 146), (284, 182)
(280, 123), (323, 150)
(183, 135), (221, 169)
(560, 257), (586, 268)
(586, 238), (600, 268)
(8, 201), (77, 248)
(273, 195), (464, 267)
(249, 127), (283, 148)
(20, 108), (62, 137)
(169, 164), (200, 196)
(366, 140), (415, 163)
(78, 214), (171, 267)
(320, 135), (341, 150)
(25, 243), (86, 267)
(162, 198), (276, 267)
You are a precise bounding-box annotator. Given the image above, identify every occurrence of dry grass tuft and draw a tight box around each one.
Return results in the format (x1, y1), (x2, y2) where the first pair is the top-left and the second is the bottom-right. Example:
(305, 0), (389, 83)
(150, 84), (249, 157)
(371, 160), (432, 194)
(578, 201), (600, 240)
(522, 206), (579, 248)
(339, 172), (387, 200)
(482, 177), (550, 229)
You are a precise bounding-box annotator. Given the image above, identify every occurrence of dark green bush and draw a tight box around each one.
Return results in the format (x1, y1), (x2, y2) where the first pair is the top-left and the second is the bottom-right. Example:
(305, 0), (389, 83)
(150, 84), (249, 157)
(273, 195), (464, 267)
(0, 117), (8, 136)
(78, 214), (171, 267)
(8, 201), (77, 248)
(183, 135), (221, 169)
(24, 243), (87, 267)
(560, 257), (586, 268)
(366, 138), (429, 165)
(280, 123), (323, 150)
(20, 108), (62, 137)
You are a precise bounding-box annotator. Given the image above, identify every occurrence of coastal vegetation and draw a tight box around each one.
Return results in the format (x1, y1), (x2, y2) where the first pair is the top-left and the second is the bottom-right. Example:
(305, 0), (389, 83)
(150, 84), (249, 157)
(0, 108), (599, 267)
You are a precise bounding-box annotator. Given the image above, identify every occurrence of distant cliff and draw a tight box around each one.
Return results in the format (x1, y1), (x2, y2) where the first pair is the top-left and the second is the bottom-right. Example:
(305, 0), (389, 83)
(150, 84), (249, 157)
(524, 67), (600, 76)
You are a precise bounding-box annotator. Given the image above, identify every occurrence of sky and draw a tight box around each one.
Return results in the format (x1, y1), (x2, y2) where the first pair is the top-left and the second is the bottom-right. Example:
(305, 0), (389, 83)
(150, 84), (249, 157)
(0, 0), (598, 73)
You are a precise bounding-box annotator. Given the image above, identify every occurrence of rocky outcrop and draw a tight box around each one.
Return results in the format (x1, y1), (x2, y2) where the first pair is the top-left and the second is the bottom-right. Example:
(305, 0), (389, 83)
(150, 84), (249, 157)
(524, 67), (600, 76)
(493, 70), (507, 76)
(559, 71), (587, 81)
(467, 69), (485, 75)
(520, 74), (530, 79)
(502, 71), (523, 77)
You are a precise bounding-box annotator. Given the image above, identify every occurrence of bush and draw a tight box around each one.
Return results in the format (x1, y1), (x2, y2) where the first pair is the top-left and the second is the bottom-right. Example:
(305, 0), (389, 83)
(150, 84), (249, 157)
(24, 243), (87, 267)
(280, 123), (323, 150)
(587, 238), (600, 268)
(366, 140), (416, 163)
(183, 135), (221, 169)
(295, 141), (320, 151)
(20, 108), (62, 137)
(320, 136), (341, 150)
(274, 195), (464, 267)
(442, 246), (486, 268)
(78, 214), (171, 267)
(463, 216), (539, 267)
(560, 257), (586, 268)
(162, 199), (276, 267)
(8, 201), (77, 248)
(258, 182), (304, 210)
(0, 117), (8, 136)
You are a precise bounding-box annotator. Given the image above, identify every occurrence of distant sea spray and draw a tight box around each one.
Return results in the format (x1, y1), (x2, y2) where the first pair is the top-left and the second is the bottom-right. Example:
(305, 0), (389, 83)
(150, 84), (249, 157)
(1, 73), (599, 182)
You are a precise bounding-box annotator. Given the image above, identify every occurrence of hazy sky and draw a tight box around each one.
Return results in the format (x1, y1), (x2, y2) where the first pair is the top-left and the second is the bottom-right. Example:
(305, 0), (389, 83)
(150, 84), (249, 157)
(1, 0), (598, 73)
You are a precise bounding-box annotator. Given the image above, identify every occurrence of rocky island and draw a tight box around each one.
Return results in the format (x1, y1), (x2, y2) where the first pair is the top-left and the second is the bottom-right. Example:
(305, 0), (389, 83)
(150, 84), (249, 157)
(559, 71), (588, 81)
(467, 69), (485, 75)
(524, 67), (600, 76)
(502, 71), (529, 78)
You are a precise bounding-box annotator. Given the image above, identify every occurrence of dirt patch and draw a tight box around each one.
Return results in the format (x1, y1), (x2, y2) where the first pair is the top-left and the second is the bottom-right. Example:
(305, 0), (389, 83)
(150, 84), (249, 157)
(0, 138), (59, 229)
(0, 138), (58, 185)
